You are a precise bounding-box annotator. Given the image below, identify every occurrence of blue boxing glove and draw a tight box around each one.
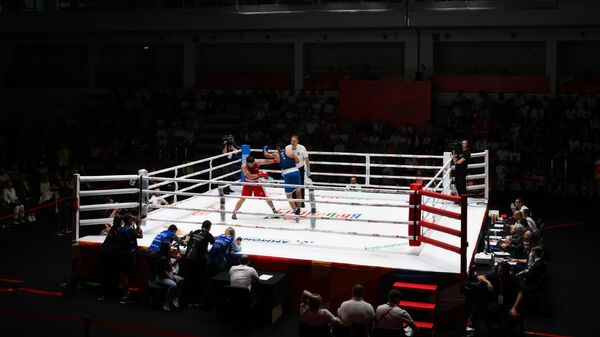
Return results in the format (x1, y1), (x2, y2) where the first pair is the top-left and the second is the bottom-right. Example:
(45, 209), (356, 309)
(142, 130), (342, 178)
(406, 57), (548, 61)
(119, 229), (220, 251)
(262, 145), (269, 152)
(306, 169), (311, 177)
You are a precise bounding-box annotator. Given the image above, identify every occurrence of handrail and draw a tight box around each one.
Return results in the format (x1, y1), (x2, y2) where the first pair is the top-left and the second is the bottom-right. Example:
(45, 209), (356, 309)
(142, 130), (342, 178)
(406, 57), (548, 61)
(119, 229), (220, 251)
(423, 158), (452, 190)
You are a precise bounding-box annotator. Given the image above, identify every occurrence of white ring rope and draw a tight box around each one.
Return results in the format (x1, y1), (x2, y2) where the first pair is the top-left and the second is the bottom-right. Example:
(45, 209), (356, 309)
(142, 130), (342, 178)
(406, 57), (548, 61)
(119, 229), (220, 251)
(144, 189), (411, 208)
(149, 204), (413, 226)
(149, 160), (240, 190)
(147, 176), (412, 196)
(148, 150), (241, 176)
(309, 160), (444, 170)
(303, 150), (444, 159)
(145, 216), (414, 241)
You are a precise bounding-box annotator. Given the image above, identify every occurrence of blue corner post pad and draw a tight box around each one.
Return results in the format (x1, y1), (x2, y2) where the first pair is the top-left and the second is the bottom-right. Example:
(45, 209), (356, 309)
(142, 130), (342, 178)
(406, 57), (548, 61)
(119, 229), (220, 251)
(240, 144), (251, 182)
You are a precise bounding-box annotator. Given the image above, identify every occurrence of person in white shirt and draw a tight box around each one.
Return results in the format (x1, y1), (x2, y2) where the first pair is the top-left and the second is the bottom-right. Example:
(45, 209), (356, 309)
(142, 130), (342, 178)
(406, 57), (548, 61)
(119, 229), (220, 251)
(149, 188), (169, 207)
(375, 289), (419, 332)
(346, 176), (362, 190)
(285, 135), (310, 208)
(510, 197), (528, 213)
(337, 284), (375, 329)
(300, 290), (341, 326)
(521, 208), (537, 232)
(229, 255), (259, 290)
(2, 180), (25, 224)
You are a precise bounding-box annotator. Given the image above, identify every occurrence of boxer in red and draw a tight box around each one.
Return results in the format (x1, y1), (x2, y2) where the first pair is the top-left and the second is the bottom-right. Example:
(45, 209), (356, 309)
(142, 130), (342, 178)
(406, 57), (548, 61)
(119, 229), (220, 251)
(232, 155), (278, 220)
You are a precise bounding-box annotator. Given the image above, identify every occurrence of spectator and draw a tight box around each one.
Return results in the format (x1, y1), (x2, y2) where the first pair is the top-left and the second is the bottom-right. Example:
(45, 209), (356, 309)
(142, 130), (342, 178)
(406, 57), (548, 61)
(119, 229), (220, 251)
(149, 188), (169, 206)
(2, 180), (25, 224)
(300, 290), (341, 326)
(38, 174), (55, 205)
(375, 289), (419, 333)
(337, 284), (375, 329)
(229, 255), (259, 290)
(346, 176), (361, 190)
(18, 179), (36, 222)
(182, 220), (215, 306)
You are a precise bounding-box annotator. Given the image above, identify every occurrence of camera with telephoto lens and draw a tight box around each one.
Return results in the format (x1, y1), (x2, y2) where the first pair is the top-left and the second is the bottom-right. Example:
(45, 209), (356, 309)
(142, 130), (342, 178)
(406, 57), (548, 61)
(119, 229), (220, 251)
(222, 134), (235, 147)
(450, 140), (462, 154)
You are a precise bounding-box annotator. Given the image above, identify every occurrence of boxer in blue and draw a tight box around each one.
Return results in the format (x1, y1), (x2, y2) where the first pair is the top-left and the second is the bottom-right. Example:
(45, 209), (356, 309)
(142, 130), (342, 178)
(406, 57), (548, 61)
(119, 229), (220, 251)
(263, 145), (302, 218)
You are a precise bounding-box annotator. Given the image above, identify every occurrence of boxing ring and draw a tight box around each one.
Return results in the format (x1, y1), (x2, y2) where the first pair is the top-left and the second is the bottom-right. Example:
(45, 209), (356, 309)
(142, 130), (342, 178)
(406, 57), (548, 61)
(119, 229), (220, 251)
(72, 147), (489, 275)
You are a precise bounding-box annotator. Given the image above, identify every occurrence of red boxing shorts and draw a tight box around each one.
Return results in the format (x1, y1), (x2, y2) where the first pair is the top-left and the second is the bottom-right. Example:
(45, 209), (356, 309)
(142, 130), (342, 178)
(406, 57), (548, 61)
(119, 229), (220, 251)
(241, 184), (267, 197)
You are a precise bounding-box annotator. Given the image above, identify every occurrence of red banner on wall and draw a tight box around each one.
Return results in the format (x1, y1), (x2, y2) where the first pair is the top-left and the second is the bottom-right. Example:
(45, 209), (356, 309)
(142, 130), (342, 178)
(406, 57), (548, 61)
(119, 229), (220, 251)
(432, 75), (550, 93)
(339, 80), (432, 131)
(559, 75), (600, 94)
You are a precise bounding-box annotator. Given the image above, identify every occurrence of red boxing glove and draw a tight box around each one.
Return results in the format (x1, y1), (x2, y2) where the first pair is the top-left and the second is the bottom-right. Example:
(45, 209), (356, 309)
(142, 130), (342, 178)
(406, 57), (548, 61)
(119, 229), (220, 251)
(258, 171), (269, 178)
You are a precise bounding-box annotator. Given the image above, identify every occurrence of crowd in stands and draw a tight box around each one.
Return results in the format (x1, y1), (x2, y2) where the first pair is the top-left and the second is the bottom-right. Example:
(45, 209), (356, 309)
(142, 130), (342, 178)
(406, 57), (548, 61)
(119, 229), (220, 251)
(1, 87), (592, 337)
(0, 163), (75, 228)
(2, 88), (598, 231)
(440, 91), (600, 195)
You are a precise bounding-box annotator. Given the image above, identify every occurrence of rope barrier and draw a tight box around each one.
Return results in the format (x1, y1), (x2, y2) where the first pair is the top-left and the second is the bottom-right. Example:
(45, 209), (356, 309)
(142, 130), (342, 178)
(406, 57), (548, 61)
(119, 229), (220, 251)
(0, 197), (70, 221)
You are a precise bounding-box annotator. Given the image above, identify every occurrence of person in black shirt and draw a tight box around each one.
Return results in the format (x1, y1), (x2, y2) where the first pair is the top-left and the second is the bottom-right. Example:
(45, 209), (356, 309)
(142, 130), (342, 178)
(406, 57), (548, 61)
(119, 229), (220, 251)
(452, 139), (471, 196)
(476, 262), (524, 336)
(97, 215), (124, 301)
(117, 213), (143, 304)
(182, 220), (215, 306)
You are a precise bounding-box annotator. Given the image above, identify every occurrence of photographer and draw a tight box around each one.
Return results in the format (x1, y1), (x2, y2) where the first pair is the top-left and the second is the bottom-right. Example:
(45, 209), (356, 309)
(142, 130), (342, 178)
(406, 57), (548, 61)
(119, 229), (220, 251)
(221, 134), (240, 194)
(452, 139), (471, 196)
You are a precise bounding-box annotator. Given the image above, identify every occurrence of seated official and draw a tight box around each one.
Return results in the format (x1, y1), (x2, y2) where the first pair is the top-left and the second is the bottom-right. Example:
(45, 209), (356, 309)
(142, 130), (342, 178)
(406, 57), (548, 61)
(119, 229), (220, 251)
(229, 255), (259, 290)
(300, 290), (341, 327)
(337, 284), (375, 329)
(516, 246), (546, 289)
(375, 289), (419, 333)
(507, 210), (523, 225)
(521, 208), (537, 232)
(509, 239), (533, 272)
(500, 223), (525, 257)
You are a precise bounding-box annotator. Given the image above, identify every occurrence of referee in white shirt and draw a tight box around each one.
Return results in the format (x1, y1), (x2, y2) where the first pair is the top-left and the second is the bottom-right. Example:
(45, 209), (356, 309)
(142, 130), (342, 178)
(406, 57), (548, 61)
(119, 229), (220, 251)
(286, 135), (310, 208)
